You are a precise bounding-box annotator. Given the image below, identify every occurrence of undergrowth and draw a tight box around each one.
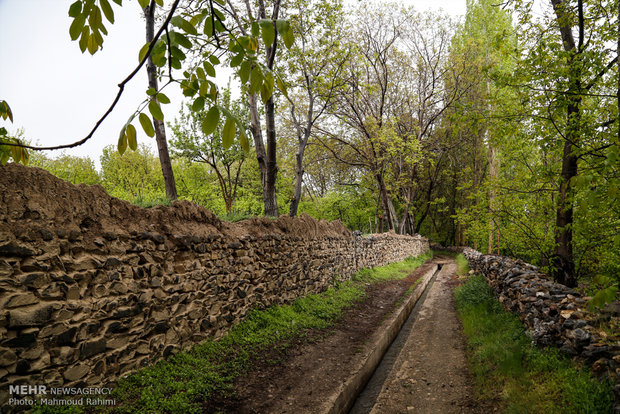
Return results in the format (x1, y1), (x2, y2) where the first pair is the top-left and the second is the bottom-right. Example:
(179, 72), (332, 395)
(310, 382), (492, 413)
(38, 252), (431, 414)
(454, 275), (614, 413)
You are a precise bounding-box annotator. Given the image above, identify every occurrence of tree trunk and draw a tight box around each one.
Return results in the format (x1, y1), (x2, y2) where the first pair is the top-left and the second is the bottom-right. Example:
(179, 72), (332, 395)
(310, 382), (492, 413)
(289, 146), (304, 217)
(145, 3), (177, 200)
(376, 173), (398, 232)
(549, 0), (581, 287)
(488, 143), (498, 254)
(263, 95), (279, 217)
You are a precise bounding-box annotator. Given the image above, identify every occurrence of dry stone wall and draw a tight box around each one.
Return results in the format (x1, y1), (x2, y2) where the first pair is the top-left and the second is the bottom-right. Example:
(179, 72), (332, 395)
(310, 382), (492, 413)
(464, 248), (620, 410)
(0, 163), (428, 403)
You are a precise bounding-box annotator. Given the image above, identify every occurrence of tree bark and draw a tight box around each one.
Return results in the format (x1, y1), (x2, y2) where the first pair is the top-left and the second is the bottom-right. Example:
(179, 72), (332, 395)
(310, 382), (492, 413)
(549, 0), (581, 287)
(145, 2), (177, 200)
(289, 144), (305, 217)
(488, 143), (498, 254)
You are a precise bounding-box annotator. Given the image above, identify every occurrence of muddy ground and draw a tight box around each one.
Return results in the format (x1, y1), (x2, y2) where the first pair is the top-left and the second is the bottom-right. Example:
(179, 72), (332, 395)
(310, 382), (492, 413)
(205, 257), (489, 413)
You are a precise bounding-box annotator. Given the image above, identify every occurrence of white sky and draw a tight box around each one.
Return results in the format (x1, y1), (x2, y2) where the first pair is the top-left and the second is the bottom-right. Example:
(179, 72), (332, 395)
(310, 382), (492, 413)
(0, 0), (466, 169)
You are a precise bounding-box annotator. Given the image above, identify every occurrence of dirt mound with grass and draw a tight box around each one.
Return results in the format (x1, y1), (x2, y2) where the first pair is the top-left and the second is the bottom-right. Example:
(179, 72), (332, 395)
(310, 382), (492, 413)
(0, 163), (351, 240)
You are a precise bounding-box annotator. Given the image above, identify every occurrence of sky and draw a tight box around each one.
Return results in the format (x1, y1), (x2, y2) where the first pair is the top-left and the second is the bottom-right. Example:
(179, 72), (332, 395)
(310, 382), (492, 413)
(0, 0), (467, 169)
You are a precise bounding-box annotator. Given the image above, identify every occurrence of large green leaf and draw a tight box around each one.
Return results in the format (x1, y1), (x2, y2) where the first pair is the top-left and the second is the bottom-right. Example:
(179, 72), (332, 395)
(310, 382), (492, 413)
(99, 0), (114, 23)
(69, 15), (86, 40)
(156, 92), (170, 104)
(118, 127), (127, 155)
(222, 118), (236, 149)
(126, 123), (137, 151)
(149, 100), (164, 121)
(171, 15), (197, 36)
(139, 113), (155, 137)
(258, 19), (275, 47)
(239, 61), (251, 84)
(68, 1), (82, 18)
(192, 97), (205, 111)
(239, 127), (250, 152)
(201, 106), (220, 136)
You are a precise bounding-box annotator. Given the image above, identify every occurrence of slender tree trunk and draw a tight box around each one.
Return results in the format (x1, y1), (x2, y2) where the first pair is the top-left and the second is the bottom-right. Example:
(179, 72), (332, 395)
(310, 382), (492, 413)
(144, 3), (177, 200)
(549, 0), (581, 287)
(289, 145), (304, 217)
(488, 143), (498, 254)
(263, 95), (279, 216)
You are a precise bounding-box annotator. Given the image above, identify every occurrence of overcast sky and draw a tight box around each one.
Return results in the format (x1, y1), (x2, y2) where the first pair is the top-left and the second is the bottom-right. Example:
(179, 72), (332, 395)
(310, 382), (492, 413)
(0, 0), (466, 169)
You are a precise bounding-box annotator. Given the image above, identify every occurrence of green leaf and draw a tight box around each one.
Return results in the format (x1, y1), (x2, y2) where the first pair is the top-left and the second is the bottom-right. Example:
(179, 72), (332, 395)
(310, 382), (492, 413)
(230, 53), (244, 67)
(156, 92), (170, 104)
(171, 31), (192, 49)
(203, 61), (216, 77)
(118, 127), (127, 155)
(99, 0), (115, 23)
(282, 28), (294, 49)
(154, 0), (163, 6)
(149, 100), (164, 121)
(69, 15), (86, 41)
(209, 54), (220, 65)
(239, 127), (250, 152)
(196, 67), (206, 80)
(275, 74), (288, 98)
(137, 0), (149, 8)
(222, 117), (236, 149)
(275, 19), (289, 35)
(0, 101), (13, 122)
(251, 21), (260, 37)
(192, 97), (205, 111)
(68, 1), (82, 18)
(87, 33), (99, 55)
(249, 65), (263, 95)
(201, 106), (220, 136)
(171, 15), (197, 36)
(138, 42), (151, 62)
(126, 123), (137, 150)
(139, 113), (155, 137)
(79, 27), (89, 52)
(146, 87), (157, 96)
(204, 15), (213, 36)
(258, 19), (275, 47)
(239, 61), (251, 84)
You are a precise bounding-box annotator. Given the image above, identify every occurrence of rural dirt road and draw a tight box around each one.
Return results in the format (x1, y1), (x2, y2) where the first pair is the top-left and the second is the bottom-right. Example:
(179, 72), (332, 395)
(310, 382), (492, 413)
(209, 256), (485, 413)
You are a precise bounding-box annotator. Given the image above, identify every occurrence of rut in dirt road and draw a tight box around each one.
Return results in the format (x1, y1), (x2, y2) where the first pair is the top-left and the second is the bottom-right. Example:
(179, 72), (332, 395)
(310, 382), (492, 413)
(352, 258), (481, 414)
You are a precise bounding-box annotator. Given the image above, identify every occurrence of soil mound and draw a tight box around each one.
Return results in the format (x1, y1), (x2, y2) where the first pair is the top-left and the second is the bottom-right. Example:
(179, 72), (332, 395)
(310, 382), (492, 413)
(0, 163), (351, 241)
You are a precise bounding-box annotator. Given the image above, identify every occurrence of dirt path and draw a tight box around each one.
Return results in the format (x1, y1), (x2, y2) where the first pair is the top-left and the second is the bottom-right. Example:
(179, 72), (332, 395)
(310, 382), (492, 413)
(206, 257), (484, 413)
(362, 259), (482, 414)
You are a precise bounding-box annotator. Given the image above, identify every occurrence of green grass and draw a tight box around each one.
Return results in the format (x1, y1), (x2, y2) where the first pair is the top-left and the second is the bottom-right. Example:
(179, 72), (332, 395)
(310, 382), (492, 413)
(454, 275), (614, 413)
(354, 252), (432, 283)
(455, 253), (469, 276)
(39, 253), (430, 414)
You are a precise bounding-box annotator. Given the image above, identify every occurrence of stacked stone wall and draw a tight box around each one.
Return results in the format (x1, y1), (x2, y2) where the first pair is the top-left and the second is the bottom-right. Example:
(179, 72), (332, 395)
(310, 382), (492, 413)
(464, 248), (619, 409)
(0, 164), (428, 401)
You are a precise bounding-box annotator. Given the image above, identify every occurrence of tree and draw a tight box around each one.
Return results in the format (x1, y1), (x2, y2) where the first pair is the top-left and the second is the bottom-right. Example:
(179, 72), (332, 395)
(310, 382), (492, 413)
(144, 1), (178, 200)
(30, 153), (101, 186)
(170, 89), (248, 213)
(279, 0), (349, 217)
(100, 143), (165, 202)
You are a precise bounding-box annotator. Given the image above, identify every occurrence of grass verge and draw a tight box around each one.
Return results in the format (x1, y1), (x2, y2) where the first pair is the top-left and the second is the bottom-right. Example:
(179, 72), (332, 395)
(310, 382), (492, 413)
(39, 252), (431, 414)
(454, 275), (614, 413)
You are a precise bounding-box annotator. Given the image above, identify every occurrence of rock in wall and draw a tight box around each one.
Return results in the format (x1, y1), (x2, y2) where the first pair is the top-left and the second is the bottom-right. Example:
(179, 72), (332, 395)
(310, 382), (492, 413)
(0, 163), (428, 402)
(463, 247), (620, 410)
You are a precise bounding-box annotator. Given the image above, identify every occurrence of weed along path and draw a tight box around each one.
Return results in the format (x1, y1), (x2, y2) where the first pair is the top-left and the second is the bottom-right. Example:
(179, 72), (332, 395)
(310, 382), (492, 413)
(210, 255), (481, 414)
(352, 257), (482, 414)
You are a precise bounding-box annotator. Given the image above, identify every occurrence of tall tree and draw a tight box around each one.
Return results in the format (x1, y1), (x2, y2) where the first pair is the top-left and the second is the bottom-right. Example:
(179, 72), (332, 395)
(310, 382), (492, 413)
(281, 0), (349, 217)
(144, 1), (178, 200)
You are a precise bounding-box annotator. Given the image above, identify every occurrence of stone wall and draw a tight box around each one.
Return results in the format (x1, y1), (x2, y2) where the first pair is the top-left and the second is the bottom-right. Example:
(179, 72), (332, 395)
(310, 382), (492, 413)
(0, 163), (428, 402)
(463, 248), (619, 410)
